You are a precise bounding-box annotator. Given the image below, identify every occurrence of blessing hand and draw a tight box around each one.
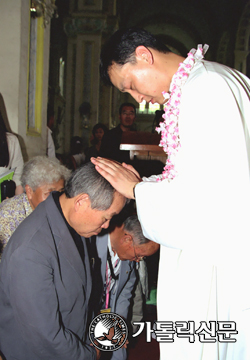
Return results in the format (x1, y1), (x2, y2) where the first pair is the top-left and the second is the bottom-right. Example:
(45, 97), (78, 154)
(91, 157), (141, 199)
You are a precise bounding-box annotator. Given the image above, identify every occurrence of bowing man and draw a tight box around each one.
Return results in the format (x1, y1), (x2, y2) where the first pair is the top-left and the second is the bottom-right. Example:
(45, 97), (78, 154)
(88, 214), (159, 360)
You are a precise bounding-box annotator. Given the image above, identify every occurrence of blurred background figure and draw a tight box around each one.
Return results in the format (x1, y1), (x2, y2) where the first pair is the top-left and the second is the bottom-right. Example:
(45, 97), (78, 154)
(79, 101), (92, 151)
(0, 156), (70, 258)
(79, 101), (91, 129)
(46, 104), (56, 158)
(100, 103), (136, 163)
(47, 126), (56, 158)
(85, 123), (108, 162)
(66, 136), (86, 170)
(0, 111), (24, 196)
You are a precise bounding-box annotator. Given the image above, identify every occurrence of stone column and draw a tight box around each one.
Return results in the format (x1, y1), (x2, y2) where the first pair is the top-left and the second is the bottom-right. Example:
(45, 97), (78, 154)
(63, 0), (118, 152)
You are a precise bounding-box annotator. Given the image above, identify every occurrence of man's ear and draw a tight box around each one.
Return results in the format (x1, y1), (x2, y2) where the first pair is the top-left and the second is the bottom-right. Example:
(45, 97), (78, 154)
(74, 193), (90, 212)
(25, 185), (33, 200)
(121, 233), (133, 246)
(135, 46), (154, 65)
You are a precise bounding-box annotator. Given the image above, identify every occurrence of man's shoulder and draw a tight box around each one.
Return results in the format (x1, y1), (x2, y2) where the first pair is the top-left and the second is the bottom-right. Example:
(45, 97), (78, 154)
(9, 195), (57, 237)
(183, 60), (250, 104)
(26, 194), (60, 228)
(10, 201), (47, 236)
(107, 125), (122, 135)
(4, 197), (61, 256)
(188, 60), (240, 85)
(110, 125), (121, 131)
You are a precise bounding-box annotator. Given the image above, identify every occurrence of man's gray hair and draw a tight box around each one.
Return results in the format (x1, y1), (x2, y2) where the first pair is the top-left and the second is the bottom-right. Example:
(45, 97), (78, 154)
(64, 162), (116, 210)
(21, 156), (71, 191)
(124, 215), (150, 245)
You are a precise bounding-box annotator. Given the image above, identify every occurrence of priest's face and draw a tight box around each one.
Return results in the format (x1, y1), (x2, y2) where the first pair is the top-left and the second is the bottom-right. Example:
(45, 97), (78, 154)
(108, 56), (170, 106)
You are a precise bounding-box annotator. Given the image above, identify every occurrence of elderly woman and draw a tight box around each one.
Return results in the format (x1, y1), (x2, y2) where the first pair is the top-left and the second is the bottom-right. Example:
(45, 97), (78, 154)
(85, 123), (108, 162)
(0, 156), (70, 257)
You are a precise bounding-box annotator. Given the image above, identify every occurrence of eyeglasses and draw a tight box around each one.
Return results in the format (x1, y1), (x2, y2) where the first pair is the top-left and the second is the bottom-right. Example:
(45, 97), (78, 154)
(132, 241), (146, 262)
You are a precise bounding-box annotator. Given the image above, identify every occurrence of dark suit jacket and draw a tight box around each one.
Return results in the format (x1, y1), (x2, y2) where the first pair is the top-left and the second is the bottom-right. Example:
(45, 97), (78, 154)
(88, 233), (137, 360)
(0, 194), (96, 360)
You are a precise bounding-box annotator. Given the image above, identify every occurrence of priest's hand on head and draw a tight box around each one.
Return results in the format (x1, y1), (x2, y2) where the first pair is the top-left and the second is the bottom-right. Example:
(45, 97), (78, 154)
(91, 157), (141, 199)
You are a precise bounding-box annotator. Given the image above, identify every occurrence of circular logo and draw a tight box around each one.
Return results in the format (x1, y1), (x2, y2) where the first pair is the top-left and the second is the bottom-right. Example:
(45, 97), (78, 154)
(89, 312), (128, 351)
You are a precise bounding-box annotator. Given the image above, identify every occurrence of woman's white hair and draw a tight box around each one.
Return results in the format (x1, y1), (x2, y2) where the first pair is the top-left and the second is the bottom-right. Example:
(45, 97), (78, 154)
(21, 156), (71, 191)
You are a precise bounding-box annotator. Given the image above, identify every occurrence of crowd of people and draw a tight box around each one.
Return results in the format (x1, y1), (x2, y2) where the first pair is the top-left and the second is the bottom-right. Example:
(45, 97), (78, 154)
(0, 100), (160, 359)
(0, 25), (250, 360)
(0, 159), (157, 360)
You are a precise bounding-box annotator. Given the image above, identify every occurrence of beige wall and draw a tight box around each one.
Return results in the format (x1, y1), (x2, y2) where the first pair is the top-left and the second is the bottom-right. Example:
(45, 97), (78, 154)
(0, 0), (52, 161)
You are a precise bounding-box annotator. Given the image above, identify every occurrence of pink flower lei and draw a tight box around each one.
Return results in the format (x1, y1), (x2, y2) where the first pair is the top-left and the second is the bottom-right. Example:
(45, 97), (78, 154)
(156, 44), (209, 182)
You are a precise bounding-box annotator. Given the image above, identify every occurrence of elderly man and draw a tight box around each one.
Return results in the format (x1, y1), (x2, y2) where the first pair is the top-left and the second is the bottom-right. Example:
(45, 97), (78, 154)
(92, 28), (250, 360)
(0, 156), (70, 258)
(89, 214), (159, 360)
(0, 162), (127, 360)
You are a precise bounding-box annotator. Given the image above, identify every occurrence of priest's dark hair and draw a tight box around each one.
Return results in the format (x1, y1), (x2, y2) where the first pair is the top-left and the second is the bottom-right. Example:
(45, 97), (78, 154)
(100, 27), (170, 86)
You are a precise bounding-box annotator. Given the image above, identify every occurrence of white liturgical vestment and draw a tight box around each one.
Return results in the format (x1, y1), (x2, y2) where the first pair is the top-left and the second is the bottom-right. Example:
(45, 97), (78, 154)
(135, 59), (250, 359)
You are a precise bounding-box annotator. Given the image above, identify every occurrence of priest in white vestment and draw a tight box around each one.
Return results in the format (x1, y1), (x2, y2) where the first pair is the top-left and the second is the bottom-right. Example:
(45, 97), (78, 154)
(92, 28), (250, 360)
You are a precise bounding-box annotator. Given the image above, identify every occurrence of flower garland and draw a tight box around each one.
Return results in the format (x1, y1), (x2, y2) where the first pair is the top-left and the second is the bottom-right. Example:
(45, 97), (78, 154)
(156, 44), (209, 181)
